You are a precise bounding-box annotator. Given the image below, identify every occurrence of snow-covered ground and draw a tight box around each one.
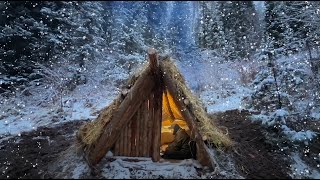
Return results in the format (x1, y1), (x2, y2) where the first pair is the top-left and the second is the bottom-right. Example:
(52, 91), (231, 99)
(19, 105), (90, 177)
(0, 84), (117, 136)
(200, 86), (250, 113)
(49, 145), (243, 179)
(0, 60), (123, 137)
(290, 152), (320, 179)
(101, 157), (203, 179)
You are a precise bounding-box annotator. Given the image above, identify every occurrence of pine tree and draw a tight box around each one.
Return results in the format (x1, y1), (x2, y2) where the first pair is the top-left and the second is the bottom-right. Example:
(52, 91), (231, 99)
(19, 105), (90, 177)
(0, 1), (106, 76)
(197, 1), (226, 54)
(265, 1), (320, 56)
(109, 2), (152, 54)
(264, 1), (286, 55)
(219, 1), (259, 60)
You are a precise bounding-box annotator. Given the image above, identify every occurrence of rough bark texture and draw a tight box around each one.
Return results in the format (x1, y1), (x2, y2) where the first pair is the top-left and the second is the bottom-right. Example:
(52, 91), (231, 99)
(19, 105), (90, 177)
(151, 63), (163, 162)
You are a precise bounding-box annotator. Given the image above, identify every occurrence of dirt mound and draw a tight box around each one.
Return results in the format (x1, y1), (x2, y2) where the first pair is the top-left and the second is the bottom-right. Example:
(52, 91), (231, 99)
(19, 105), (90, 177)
(0, 120), (87, 179)
(212, 109), (291, 179)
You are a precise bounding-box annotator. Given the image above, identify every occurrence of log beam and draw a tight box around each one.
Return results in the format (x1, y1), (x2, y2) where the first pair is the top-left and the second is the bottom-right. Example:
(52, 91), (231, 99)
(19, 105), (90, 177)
(148, 48), (158, 73)
(151, 83), (163, 162)
(162, 72), (214, 169)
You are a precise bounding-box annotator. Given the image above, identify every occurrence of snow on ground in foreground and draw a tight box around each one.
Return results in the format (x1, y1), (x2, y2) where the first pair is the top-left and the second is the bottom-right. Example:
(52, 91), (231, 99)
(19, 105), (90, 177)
(53, 147), (206, 179)
(290, 152), (320, 179)
(52, 146), (243, 179)
(100, 157), (202, 179)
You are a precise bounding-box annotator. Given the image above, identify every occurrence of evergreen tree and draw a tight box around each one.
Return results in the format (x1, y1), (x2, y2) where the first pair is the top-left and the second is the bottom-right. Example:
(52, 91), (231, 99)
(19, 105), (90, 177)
(265, 1), (286, 54)
(265, 1), (320, 57)
(219, 1), (259, 60)
(109, 2), (152, 54)
(0, 1), (106, 76)
(197, 1), (226, 56)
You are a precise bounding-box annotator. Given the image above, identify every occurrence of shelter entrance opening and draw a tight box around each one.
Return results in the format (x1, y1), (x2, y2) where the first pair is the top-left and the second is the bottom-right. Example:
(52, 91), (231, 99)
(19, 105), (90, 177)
(160, 89), (196, 160)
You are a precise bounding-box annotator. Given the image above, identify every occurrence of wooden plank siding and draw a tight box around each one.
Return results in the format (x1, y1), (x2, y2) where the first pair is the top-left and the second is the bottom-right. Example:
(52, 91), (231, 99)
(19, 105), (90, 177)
(111, 97), (157, 158)
(86, 52), (158, 166)
(142, 100), (150, 157)
(130, 113), (137, 157)
(146, 98), (154, 157)
(86, 48), (166, 166)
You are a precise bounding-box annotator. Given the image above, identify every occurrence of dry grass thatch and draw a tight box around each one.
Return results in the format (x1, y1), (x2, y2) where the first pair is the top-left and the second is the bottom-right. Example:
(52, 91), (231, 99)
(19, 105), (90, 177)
(77, 98), (121, 146)
(77, 56), (232, 151)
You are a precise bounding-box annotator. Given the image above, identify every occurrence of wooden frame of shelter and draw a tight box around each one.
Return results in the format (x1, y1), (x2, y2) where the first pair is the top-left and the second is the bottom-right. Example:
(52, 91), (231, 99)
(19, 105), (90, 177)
(77, 48), (232, 169)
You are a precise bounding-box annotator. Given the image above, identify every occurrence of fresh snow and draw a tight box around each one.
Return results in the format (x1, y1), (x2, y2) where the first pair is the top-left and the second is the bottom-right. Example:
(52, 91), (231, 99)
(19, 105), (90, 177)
(71, 162), (89, 179)
(290, 152), (320, 179)
(0, 78), (118, 136)
(282, 125), (317, 142)
(202, 90), (246, 113)
(58, 150), (243, 179)
(100, 158), (201, 179)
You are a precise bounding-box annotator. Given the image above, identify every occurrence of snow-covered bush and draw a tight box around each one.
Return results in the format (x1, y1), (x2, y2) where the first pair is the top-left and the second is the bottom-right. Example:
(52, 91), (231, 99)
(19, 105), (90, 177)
(244, 66), (292, 113)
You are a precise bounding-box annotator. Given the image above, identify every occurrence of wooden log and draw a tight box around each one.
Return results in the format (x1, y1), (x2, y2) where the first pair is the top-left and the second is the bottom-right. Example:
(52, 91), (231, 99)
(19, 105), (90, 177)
(130, 113), (137, 157)
(135, 107), (140, 157)
(120, 126), (125, 156)
(119, 129), (124, 156)
(127, 120), (132, 156)
(142, 100), (149, 157)
(151, 87), (163, 162)
(151, 57), (163, 162)
(138, 105), (145, 157)
(114, 138), (120, 156)
(123, 125), (128, 156)
(162, 72), (214, 169)
(130, 114), (137, 157)
(86, 65), (156, 166)
(148, 48), (158, 73)
(147, 95), (154, 157)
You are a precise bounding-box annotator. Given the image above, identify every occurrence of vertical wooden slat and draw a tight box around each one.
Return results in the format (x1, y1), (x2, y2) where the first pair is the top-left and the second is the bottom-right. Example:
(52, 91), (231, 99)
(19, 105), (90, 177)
(123, 124), (128, 156)
(138, 105), (145, 157)
(119, 130), (124, 156)
(151, 86), (163, 162)
(147, 96), (154, 157)
(135, 107), (140, 157)
(130, 114), (137, 157)
(114, 139), (120, 156)
(141, 100), (149, 157)
(127, 120), (132, 156)
(148, 48), (158, 72)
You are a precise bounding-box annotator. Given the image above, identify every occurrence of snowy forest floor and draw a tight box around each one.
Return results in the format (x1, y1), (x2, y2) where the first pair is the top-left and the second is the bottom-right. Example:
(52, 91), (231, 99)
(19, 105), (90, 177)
(1, 110), (319, 179)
